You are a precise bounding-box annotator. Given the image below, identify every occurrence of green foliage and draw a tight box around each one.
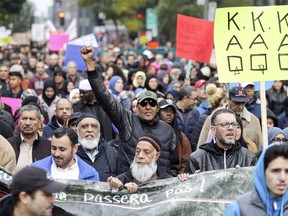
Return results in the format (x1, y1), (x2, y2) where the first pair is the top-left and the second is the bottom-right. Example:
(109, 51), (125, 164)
(10, 1), (35, 32)
(0, 0), (31, 31)
(78, 0), (152, 33)
(157, 0), (203, 42)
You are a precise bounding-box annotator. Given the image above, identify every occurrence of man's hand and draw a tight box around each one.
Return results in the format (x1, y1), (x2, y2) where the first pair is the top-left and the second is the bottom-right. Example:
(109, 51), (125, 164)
(124, 182), (138, 193)
(80, 46), (95, 71)
(178, 173), (189, 182)
(107, 176), (123, 189)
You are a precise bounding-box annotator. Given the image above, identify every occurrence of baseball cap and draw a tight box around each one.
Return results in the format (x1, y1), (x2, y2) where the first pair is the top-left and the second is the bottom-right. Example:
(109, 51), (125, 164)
(67, 112), (82, 127)
(137, 90), (157, 103)
(229, 86), (248, 102)
(158, 99), (176, 112)
(194, 79), (207, 89)
(12, 166), (68, 194)
(79, 79), (92, 91)
(240, 82), (254, 88)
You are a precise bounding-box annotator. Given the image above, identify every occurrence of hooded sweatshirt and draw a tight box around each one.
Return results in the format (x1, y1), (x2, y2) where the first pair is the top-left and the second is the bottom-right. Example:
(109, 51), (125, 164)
(224, 143), (288, 216)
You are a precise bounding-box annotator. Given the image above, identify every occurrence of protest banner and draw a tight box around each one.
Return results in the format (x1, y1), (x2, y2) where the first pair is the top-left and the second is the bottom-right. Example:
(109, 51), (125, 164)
(0, 166), (254, 215)
(214, 5), (288, 148)
(49, 34), (69, 51)
(64, 44), (98, 71)
(64, 34), (98, 71)
(214, 5), (288, 83)
(176, 14), (214, 63)
(12, 33), (30, 45)
(0, 97), (22, 116)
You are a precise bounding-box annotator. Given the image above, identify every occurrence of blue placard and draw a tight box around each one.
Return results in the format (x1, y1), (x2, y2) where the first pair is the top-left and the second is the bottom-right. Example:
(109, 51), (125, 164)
(63, 44), (98, 72)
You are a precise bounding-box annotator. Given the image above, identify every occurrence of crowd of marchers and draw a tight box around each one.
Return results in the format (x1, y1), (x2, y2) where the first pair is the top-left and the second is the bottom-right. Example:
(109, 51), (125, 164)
(0, 43), (288, 215)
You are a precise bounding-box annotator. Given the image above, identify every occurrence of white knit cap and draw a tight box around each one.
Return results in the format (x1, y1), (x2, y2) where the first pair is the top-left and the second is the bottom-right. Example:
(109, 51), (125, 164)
(79, 79), (92, 91)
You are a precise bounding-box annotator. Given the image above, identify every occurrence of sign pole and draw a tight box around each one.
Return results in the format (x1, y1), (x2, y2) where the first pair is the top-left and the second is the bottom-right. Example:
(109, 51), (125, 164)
(260, 81), (268, 149)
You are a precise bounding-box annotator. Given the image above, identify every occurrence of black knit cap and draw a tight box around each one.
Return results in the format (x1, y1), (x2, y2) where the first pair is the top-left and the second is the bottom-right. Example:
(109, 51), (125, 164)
(76, 113), (98, 126)
(138, 135), (161, 152)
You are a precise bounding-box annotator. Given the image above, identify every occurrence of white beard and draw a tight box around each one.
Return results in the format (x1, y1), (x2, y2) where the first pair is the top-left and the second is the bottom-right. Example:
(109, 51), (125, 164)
(78, 134), (100, 150)
(130, 155), (157, 183)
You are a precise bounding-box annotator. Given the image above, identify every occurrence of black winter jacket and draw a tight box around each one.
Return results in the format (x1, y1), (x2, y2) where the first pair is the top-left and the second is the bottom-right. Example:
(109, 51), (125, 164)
(87, 71), (176, 175)
(186, 141), (255, 174)
(42, 115), (60, 139)
(77, 138), (120, 182)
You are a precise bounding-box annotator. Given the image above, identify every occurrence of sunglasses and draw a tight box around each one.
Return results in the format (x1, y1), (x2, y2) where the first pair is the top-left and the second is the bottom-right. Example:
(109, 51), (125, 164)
(138, 99), (157, 107)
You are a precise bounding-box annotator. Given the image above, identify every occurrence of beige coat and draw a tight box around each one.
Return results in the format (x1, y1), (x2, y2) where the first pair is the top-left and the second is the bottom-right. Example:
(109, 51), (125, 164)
(0, 135), (16, 173)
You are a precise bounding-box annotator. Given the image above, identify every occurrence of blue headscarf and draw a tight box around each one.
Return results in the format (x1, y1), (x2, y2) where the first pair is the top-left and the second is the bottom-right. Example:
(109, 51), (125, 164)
(109, 76), (122, 96)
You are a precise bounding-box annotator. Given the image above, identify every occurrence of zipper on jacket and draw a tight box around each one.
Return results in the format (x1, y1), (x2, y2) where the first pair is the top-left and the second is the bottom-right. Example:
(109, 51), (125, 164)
(224, 149), (227, 169)
(273, 200), (278, 210)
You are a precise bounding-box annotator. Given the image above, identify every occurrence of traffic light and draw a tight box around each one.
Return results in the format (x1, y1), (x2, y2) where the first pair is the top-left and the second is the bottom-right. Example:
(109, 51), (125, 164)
(58, 11), (65, 26)
(136, 13), (143, 19)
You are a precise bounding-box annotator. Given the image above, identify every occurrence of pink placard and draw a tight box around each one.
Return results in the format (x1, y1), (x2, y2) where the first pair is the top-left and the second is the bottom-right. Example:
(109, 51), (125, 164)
(1, 97), (22, 116)
(176, 14), (214, 63)
(49, 34), (69, 51)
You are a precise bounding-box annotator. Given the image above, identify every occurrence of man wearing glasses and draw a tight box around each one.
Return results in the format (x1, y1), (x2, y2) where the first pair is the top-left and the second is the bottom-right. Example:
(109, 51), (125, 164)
(80, 46), (175, 176)
(185, 108), (255, 175)
(43, 98), (73, 139)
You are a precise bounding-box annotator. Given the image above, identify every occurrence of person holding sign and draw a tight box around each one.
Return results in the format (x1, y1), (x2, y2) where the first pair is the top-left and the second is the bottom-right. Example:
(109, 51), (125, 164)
(225, 143), (288, 215)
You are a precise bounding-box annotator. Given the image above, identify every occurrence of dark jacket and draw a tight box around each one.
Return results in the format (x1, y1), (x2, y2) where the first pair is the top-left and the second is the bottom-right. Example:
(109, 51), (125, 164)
(0, 195), (13, 215)
(190, 108), (213, 152)
(73, 100), (115, 142)
(42, 115), (60, 139)
(87, 71), (176, 175)
(176, 107), (200, 147)
(8, 133), (51, 163)
(117, 168), (172, 185)
(77, 139), (119, 182)
(186, 141), (255, 174)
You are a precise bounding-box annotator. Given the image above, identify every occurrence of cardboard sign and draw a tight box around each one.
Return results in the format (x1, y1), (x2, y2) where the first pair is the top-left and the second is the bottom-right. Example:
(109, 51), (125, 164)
(176, 14), (214, 63)
(214, 5), (288, 82)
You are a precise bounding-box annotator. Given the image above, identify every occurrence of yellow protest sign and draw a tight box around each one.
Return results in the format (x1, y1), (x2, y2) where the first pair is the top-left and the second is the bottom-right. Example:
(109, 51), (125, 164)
(214, 5), (288, 83)
(0, 36), (12, 45)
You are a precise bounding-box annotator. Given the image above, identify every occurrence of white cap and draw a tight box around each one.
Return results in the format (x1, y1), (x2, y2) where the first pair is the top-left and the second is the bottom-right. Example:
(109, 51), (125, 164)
(79, 79), (92, 91)
(200, 66), (211, 78)
(113, 47), (120, 53)
(240, 82), (254, 88)
(143, 50), (153, 59)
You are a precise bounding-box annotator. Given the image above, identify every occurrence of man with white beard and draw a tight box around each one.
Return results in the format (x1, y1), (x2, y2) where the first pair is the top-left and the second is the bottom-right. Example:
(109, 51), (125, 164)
(76, 113), (120, 182)
(107, 135), (172, 193)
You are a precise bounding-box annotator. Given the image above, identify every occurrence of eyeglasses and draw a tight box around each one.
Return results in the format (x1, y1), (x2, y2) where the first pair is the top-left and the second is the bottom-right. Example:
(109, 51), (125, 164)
(272, 138), (287, 143)
(214, 122), (239, 129)
(138, 99), (157, 107)
(57, 107), (72, 111)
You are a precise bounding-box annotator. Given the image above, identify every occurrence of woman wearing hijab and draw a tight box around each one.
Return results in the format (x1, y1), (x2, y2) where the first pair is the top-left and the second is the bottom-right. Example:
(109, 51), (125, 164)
(39, 80), (60, 121)
(109, 75), (131, 110)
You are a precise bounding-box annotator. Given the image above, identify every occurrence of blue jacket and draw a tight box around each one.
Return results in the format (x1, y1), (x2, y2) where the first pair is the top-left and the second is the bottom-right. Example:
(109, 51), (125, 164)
(32, 155), (99, 181)
(225, 143), (288, 216)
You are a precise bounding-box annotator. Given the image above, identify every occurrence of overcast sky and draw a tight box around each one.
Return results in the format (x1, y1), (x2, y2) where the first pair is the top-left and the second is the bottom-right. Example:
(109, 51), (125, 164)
(28, 0), (52, 17)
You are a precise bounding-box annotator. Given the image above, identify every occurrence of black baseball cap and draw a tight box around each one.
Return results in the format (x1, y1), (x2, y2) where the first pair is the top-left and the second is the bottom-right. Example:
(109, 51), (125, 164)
(12, 166), (68, 194)
(158, 99), (177, 112)
(229, 86), (248, 103)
